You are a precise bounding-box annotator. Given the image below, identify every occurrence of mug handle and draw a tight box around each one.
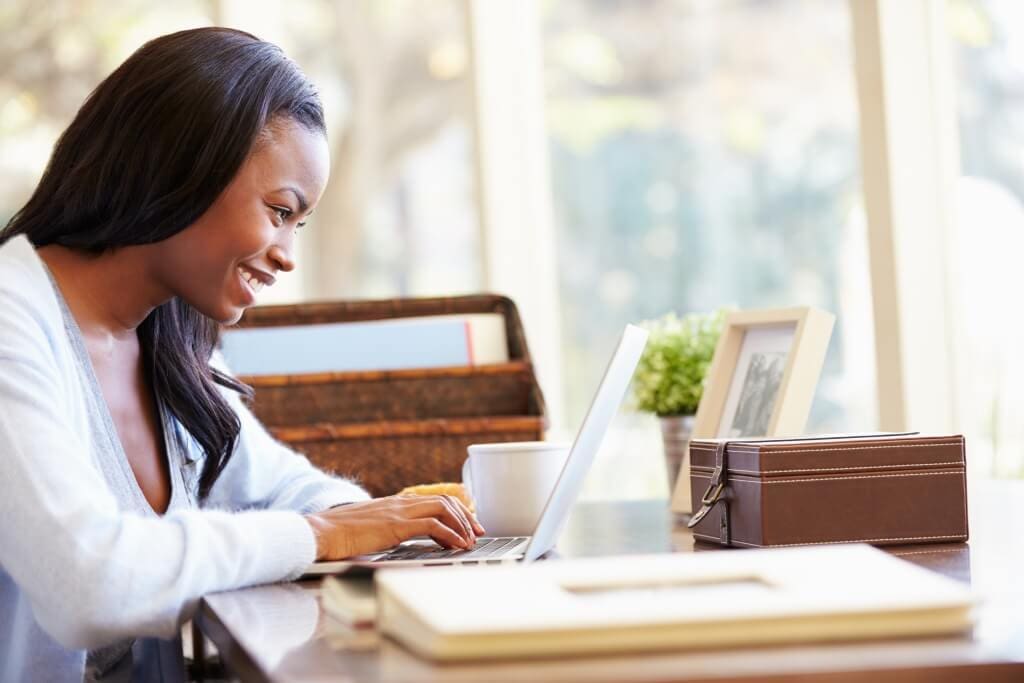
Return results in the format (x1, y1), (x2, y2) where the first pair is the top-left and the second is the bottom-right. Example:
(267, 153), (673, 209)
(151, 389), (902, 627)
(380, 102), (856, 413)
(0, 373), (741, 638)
(461, 454), (474, 500)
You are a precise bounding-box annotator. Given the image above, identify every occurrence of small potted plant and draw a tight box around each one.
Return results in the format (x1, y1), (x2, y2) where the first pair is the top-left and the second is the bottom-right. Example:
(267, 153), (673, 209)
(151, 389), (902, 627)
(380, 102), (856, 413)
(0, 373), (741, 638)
(632, 310), (724, 497)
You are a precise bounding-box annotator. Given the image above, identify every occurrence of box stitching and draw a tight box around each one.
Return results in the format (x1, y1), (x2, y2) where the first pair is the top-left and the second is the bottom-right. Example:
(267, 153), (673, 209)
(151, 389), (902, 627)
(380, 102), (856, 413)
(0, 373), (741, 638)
(690, 471), (963, 484)
(691, 461), (963, 475)
(689, 442), (963, 456)
(693, 534), (968, 547)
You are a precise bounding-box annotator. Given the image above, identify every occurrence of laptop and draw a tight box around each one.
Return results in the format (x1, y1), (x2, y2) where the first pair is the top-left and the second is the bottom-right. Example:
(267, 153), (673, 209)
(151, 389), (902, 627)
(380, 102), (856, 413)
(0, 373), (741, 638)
(304, 323), (649, 574)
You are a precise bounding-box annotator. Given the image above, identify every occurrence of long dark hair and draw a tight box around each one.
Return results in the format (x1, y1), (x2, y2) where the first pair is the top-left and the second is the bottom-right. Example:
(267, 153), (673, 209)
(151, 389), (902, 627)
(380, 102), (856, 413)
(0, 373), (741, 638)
(1, 27), (326, 500)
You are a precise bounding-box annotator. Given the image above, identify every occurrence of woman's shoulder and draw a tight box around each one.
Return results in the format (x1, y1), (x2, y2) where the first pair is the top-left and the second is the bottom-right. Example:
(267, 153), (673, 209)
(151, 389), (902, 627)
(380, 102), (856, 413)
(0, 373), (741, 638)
(0, 233), (45, 275)
(0, 235), (66, 355)
(0, 234), (57, 297)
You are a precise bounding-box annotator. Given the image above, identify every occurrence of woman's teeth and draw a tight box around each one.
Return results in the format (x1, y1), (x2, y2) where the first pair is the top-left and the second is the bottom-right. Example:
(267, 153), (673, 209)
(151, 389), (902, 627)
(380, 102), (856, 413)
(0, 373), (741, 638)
(238, 266), (265, 293)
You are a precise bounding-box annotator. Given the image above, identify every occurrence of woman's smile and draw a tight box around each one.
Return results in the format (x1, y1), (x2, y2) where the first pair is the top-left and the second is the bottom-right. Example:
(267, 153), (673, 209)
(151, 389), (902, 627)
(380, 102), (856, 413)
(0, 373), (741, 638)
(236, 263), (274, 304)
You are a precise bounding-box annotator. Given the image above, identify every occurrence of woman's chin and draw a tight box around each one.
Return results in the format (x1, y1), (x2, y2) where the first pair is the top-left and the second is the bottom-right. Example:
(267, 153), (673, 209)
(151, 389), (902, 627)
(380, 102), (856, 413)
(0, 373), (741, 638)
(219, 305), (246, 326)
(185, 285), (251, 324)
(192, 299), (246, 326)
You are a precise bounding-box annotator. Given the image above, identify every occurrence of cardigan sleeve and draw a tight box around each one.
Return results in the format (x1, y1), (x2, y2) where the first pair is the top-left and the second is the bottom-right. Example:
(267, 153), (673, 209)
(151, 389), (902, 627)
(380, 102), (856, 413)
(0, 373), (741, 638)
(0, 293), (319, 650)
(201, 351), (372, 513)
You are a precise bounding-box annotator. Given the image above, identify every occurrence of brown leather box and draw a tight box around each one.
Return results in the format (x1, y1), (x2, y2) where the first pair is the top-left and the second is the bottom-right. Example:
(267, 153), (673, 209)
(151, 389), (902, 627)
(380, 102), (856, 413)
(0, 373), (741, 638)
(687, 434), (968, 548)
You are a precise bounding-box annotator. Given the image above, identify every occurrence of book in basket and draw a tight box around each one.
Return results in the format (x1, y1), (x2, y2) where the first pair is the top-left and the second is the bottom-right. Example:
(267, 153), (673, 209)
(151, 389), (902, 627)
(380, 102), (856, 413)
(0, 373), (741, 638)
(221, 312), (508, 375)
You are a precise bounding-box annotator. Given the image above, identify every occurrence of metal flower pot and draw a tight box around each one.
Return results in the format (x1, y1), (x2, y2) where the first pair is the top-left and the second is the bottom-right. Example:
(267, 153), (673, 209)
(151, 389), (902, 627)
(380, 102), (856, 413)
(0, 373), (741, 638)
(659, 414), (695, 510)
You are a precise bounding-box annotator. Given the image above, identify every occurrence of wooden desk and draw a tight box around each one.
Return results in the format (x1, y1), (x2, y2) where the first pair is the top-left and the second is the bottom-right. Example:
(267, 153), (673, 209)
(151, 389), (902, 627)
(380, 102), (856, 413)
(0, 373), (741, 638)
(197, 481), (1024, 682)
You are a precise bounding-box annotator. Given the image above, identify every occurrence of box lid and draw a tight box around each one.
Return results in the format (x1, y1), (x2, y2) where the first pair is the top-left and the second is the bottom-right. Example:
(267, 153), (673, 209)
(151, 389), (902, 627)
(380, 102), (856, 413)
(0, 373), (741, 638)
(689, 433), (966, 478)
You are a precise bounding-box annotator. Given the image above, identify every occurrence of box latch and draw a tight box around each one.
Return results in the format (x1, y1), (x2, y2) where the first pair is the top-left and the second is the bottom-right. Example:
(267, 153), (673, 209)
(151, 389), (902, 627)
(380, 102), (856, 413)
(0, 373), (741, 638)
(687, 440), (731, 545)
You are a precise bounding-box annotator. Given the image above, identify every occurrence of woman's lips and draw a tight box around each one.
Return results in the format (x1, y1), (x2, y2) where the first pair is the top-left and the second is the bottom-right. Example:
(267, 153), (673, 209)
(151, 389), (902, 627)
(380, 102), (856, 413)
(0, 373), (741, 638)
(237, 265), (270, 292)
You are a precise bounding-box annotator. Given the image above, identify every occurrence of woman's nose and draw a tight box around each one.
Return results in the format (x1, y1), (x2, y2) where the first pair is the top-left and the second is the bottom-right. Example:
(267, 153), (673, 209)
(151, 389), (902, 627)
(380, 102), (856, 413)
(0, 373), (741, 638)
(268, 243), (295, 272)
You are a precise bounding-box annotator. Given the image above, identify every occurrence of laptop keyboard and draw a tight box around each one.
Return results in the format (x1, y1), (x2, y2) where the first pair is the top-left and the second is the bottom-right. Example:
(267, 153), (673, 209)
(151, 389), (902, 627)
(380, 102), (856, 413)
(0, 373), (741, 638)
(380, 536), (529, 562)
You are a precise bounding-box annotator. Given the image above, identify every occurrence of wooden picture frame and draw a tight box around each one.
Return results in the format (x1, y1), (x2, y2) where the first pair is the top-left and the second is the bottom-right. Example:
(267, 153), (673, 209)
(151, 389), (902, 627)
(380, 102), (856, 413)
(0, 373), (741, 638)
(671, 306), (835, 513)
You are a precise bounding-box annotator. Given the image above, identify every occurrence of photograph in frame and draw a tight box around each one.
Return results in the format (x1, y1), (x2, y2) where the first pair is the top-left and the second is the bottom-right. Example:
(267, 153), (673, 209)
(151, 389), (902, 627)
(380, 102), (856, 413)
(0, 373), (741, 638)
(718, 324), (796, 438)
(670, 307), (835, 514)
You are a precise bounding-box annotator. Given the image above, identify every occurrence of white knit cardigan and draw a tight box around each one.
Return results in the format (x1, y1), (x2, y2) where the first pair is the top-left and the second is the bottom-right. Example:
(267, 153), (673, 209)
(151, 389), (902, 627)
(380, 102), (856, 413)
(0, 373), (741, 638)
(0, 235), (369, 681)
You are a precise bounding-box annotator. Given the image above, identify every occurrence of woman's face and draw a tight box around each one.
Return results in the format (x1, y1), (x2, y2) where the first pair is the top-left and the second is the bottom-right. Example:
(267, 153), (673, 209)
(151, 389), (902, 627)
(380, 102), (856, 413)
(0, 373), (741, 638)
(155, 118), (330, 324)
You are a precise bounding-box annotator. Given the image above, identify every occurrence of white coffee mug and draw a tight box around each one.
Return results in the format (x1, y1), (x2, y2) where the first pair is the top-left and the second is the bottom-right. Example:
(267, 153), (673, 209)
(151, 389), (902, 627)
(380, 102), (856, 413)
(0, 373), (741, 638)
(462, 441), (571, 537)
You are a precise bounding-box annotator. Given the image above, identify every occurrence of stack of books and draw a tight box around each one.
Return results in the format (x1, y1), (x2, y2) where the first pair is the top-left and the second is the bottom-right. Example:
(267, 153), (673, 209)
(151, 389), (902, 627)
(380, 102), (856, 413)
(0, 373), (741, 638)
(320, 575), (379, 652)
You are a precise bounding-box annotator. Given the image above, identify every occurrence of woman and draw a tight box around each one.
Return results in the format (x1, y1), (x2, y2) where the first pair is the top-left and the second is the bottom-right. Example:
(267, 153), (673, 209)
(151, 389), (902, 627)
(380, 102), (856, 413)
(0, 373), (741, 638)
(0, 27), (482, 682)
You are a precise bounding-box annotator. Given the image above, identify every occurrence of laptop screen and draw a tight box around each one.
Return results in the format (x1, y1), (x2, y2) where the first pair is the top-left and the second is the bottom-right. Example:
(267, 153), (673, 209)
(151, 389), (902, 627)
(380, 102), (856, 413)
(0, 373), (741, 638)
(523, 324), (649, 562)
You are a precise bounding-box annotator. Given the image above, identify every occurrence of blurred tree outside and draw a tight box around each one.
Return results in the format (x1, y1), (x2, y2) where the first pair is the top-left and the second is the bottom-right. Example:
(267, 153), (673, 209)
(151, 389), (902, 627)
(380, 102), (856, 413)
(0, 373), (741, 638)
(0, 0), (480, 303)
(542, 0), (870, 435)
(277, 0), (477, 298)
(0, 1), (158, 217)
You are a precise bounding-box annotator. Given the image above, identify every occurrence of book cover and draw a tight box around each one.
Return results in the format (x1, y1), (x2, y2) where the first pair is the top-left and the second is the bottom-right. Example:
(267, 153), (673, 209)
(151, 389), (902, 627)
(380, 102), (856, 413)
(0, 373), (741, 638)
(220, 313), (508, 375)
(376, 544), (975, 661)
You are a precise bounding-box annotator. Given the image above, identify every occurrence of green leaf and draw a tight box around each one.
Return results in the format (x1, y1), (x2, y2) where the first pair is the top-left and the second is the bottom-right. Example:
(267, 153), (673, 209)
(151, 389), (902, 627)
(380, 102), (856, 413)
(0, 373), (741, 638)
(630, 309), (726, 417)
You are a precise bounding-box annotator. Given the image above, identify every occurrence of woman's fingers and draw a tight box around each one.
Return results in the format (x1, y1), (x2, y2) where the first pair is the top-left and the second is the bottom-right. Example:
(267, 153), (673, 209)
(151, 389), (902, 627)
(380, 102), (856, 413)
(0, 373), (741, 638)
(458, 498), (487, 536)
(409, 496), (474, 547)
(306, 494), (486, 561)
(442, 494), (486, 537)
(413, 517), (467, 550)
(394, 493), (485, 541)
(439, 495), (476, 544)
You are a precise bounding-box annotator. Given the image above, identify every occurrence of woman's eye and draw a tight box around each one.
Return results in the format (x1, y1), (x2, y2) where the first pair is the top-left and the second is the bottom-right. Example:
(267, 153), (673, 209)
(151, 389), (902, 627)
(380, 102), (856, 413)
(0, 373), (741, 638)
(270, 205), (306, 230)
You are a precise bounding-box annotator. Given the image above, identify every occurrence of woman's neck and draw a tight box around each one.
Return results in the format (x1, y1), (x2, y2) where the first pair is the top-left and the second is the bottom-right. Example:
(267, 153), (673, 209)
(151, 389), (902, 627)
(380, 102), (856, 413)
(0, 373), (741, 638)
(37, 243), (171, 340)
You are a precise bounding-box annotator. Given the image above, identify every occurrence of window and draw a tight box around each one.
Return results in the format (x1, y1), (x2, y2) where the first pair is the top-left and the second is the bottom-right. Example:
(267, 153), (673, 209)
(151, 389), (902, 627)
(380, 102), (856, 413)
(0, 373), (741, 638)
(948, 0), (1024, 477)
(543, 0), (874, 498)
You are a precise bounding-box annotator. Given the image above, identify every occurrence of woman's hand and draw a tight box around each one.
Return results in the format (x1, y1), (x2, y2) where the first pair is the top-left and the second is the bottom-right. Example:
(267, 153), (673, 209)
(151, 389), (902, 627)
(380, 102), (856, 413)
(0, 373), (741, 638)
(304, 495), (486, 561)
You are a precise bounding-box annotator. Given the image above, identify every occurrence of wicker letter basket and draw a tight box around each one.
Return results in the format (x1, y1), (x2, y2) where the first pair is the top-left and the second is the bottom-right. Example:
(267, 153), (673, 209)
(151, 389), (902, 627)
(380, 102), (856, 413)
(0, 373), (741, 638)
(227, 294), (548, 497)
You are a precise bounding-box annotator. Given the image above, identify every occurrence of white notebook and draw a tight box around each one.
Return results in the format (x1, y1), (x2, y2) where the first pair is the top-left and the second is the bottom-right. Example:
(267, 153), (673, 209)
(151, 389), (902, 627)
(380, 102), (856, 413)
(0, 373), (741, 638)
(220, 313), (508, 375)
(376, 544), (975, 661)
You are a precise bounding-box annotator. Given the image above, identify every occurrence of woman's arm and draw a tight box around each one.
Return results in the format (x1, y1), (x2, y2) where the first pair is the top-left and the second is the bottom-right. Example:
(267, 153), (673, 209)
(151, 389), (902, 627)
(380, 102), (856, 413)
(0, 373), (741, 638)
(204, 352), (484, 559)
(201, 354), (372, 513)
(0, 300), (316, 649)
